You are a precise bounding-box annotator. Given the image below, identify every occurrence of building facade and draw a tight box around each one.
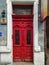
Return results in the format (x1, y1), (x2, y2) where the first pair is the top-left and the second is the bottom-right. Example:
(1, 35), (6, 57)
(0, 0), (48, 65)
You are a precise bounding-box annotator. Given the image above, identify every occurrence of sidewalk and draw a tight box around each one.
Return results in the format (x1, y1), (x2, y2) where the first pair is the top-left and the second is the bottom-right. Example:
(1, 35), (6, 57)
(13, 62), (33, 65)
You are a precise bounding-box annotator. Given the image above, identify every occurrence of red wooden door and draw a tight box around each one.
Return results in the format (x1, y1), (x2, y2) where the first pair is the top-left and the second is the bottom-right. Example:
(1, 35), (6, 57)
(13, 22), (23, 61)
(12, 5), (33, 62)
(23, 22), (33, 62)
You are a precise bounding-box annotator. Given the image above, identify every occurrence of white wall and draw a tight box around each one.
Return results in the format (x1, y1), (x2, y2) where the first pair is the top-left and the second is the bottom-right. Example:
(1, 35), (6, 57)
(33, 1), (40, 51)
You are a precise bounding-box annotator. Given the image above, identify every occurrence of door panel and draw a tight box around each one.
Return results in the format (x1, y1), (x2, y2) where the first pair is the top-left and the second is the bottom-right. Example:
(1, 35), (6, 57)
(23, 23), (33, 62)
(13, 25), (23, 61)
(13, 21), (33, 62)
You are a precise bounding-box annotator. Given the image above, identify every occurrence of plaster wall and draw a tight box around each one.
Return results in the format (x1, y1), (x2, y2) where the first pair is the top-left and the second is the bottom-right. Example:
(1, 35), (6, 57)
(38, 22), (45, 51)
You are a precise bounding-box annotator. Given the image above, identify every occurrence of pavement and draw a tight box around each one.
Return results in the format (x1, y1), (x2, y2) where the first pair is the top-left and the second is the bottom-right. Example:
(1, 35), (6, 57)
(13, 62), (33, 65)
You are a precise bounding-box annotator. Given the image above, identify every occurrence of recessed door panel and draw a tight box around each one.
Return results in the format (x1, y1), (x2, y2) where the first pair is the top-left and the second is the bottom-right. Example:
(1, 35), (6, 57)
(13, 26), (23, 61)
(22, 22), (33, 62)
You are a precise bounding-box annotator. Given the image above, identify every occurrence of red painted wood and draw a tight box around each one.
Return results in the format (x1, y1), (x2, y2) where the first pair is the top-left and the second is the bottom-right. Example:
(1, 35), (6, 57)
(12, 5), (33, 62)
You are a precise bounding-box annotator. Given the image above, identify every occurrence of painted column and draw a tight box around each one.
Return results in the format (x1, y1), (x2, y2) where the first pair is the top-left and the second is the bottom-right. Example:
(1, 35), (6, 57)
(33, 1), (40, 51)
(6, 0), (13, 65)
(34, 1), (45, 65)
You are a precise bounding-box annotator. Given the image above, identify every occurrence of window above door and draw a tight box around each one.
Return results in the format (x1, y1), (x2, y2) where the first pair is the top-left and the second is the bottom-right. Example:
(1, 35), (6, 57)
(14, 8), (32, 15)
(13, 5), (33, 15)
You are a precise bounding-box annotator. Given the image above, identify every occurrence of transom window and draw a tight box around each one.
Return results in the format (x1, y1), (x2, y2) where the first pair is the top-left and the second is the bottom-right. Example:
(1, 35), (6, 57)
(14, 8), (32, 15)
(13, 5), (33, 15)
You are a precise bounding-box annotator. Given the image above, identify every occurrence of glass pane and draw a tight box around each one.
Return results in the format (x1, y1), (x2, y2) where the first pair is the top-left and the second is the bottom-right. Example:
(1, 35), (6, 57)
(0, 25), (7, 46)
(0, 0), (7, 46)
(27, 30), (30, 44)
(15, 30), (19, 45)
(0, 0), (7, 23)
(14, 8), (32, 15)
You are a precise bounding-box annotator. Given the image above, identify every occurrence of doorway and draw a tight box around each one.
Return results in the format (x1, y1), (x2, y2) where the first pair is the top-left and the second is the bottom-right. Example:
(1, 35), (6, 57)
(12, 5), (33, 62)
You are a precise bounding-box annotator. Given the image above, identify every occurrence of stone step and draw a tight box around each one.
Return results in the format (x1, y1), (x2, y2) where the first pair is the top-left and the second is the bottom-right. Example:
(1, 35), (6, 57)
(13, 62), (33, 65)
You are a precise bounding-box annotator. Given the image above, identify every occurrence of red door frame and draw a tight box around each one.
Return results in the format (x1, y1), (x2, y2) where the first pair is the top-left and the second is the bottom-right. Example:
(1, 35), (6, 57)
(12, 5), (34, 62)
